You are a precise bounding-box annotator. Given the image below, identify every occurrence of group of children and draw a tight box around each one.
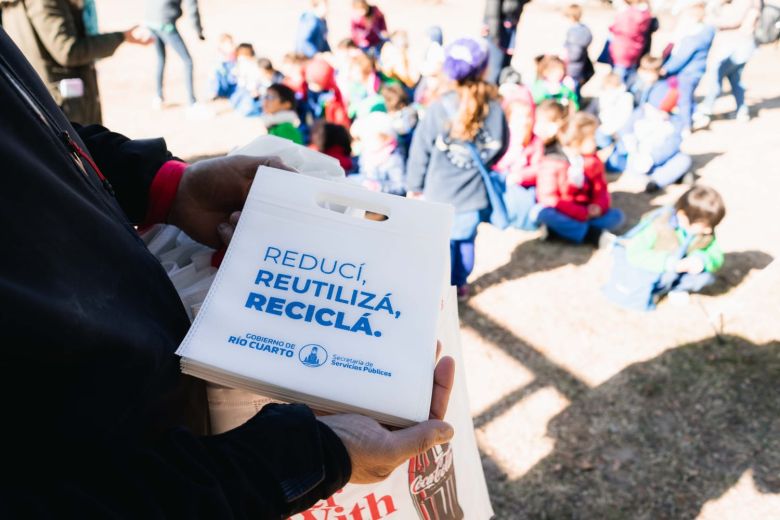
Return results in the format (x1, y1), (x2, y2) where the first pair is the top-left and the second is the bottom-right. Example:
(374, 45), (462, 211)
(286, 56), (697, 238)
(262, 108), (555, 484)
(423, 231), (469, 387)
(204, 0), (730, 308)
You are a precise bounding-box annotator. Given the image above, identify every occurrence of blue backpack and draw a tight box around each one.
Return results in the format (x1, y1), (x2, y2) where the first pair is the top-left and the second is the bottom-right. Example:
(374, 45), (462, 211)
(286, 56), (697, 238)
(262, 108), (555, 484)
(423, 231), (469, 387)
(603, 208), (694, 311)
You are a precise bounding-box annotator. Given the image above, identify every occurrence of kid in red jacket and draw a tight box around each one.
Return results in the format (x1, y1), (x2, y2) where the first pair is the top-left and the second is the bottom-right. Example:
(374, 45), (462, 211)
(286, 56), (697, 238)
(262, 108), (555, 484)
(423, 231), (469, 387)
(532, 112), (625, 244)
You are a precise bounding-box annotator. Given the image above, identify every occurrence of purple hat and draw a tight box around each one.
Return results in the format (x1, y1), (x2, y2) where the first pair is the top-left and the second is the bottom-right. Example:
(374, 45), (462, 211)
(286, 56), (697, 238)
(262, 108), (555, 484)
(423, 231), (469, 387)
(443, 37), (489, 82)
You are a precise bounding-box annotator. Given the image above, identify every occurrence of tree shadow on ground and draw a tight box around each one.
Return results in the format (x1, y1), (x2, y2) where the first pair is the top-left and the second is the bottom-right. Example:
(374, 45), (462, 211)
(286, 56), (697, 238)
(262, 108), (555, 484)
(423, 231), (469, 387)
(703, 250), (774, 297)
(489, 335), (780, 520)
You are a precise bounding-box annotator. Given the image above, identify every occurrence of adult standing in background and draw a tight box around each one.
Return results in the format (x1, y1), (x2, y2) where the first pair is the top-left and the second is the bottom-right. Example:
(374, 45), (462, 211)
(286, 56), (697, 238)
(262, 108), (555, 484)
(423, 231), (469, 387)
(483, 0), (528, 73)
(695, 0), (761, 124)
(295, 0), (331, 58)
(1, 0), (150, 124)
(145, 0), (203, 110)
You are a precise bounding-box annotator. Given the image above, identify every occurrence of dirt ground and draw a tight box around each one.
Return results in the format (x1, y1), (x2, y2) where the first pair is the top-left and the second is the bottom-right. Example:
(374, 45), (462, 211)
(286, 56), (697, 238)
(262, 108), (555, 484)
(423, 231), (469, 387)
(90, 1), (780, 518)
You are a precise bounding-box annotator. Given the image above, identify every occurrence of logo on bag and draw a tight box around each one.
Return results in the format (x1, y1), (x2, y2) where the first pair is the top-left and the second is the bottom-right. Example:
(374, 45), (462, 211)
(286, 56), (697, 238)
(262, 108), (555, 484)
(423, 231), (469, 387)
(299, 344), (328, 368)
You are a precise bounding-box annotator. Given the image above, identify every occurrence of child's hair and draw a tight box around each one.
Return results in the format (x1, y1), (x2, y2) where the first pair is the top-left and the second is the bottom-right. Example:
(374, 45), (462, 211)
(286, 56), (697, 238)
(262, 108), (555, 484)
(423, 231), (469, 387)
(536, 99), (567, 122)
(312, 121), (352, 155)
(351, 51), (376, 76)
(498, 66), (523, 86)
(559, 112), (598, 147)
(236, 43), (256, 58)
(257, 57), (274, 72)
(639, 55), (663, 72)
(380, 83), (410, 112)
(450, 80), (498, 141)
(675, 186), (726, 228)
(603, 72), (623, 89)
(267, 83), (297, 109)
(564, 4), (583, 22)
(536, 55), (566, 79)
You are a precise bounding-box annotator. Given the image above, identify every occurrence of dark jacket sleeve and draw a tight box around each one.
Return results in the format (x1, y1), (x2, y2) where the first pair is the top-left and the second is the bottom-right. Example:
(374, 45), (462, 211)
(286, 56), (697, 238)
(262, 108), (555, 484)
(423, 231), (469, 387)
(24, 0), (124, 67)
(2, 404), (351, 518)
(75, 124), (174, 224)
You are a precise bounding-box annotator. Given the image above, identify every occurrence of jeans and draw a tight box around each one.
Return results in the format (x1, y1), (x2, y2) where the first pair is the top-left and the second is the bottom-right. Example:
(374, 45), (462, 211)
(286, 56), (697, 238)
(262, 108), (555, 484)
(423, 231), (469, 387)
(700, 41), (756, 114)
(654, 271), (715, 296)
(152, 27), (195, 105)
(533, 206), (625, 243)
(677, 74), (704, 131)
(607, 149), (692, 188)
(450, 208), (490, 287)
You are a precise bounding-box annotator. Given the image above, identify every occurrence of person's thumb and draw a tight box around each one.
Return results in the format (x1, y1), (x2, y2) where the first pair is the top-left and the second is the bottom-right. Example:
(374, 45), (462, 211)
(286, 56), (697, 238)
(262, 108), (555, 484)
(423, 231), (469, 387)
(389, 419), (454, 463)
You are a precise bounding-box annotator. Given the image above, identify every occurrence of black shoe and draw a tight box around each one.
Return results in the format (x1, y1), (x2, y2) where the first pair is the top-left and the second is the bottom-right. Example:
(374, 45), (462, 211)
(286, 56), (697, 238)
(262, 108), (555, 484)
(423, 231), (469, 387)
(645, 181), (661, 193)
(583, 227), (603, 246)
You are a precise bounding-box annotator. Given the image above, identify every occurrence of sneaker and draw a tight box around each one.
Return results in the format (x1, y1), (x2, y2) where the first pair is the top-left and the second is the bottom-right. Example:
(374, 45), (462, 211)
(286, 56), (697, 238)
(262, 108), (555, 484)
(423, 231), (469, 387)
(645, 180), (661, 194)
(456, 284), (471, 302)
(598, 231), (618, 250)
(583, 227), (603, 247)
(152, 96), (164, 110)
(735, 106), (751, 123)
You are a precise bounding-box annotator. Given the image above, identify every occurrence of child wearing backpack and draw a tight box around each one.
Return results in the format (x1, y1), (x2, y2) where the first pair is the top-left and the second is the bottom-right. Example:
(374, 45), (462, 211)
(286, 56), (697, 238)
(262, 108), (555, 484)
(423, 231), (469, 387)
(532, 112), (625, 245)
(627, 185), (725, 298)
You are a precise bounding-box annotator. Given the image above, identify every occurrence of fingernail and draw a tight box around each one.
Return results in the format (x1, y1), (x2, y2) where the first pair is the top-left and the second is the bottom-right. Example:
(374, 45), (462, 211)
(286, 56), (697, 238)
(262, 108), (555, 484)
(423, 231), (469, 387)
(437, 425), (454, 443)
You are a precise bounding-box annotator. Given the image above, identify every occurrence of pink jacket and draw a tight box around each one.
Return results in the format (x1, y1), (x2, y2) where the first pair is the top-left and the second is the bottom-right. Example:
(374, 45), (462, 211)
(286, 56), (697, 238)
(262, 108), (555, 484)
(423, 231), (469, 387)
(609, 6), (652, 68)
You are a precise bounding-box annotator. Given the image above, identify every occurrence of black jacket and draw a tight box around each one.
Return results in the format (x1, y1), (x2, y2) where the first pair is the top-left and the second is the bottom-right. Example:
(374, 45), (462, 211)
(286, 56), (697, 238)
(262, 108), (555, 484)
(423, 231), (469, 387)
(0, 27), (349, 517)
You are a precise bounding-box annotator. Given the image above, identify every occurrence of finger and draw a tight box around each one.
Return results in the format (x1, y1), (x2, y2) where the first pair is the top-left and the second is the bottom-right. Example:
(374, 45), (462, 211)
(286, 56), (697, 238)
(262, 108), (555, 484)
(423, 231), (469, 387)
(217, 222), (234, 246)
(229, 211), (241, 227)
(229, 155), (297, 180)
(389, 419), (454, 463)
(429, 356), (455, 421)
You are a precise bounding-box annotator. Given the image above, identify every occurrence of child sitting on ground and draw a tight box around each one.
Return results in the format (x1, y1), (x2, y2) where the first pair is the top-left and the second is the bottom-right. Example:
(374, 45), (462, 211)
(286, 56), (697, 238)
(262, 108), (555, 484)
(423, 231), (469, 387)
(495, 84), (543, 185)
(625, 185), (725, 298)
(629, 55), (679, 110)
(532, 112), (625, 244)
(522, 99), (568, 187)
(562, 4), (594, 100)
(607, 103), (692, 193)
(304, 57), (351, 128)
(350, 111), (406, 195)
(531, 55), (579, 111)
(590, 73), (635, 149)
(310, 120), (354, 172)
(210, 33), (237, 100)
(261, 83), (303, 144)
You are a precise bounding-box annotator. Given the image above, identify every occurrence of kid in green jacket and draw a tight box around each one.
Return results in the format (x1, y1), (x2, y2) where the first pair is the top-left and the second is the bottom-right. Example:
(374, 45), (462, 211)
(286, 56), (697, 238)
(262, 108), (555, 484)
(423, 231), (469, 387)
(261, 83), (303, 145)
(626, 185), (725, 297)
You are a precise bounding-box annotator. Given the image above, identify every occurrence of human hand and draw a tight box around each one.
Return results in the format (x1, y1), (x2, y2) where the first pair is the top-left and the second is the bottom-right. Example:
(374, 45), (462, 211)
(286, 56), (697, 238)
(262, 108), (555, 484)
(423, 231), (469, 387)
(587, 203), (603, 218)
(676, 256), (705, 274)
(318, 355), (455, 484)
(406, 191), (424, 200)
(168, 155), (294, 248)
(124, 25), (153, 45)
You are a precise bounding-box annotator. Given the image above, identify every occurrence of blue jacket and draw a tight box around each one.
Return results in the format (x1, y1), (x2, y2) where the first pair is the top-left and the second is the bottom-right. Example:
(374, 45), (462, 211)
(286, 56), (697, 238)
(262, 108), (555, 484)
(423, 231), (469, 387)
(564, 23), (594, 83)
(617, 105), (685, 166)
(663, 25), (715, 79)
(295, 11), (331, 58)
(407, 91), (508, 213)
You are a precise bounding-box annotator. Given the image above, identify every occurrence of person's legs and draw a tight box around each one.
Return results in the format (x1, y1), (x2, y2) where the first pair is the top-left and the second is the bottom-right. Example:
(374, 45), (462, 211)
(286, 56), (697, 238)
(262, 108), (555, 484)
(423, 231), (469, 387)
(450, 211), (481, 287)
(725, 61), (748, 114)
(152, 30), (167, 101)
(589, 208), (625, 232)
(535, 207), (588, 243)
(674, 272), (716, 293)
(648, 152), (692, 187)
(677, 75), (701, 132)
(167, 27), (196, 105)
(700, 53), (731, 114)
(606, 147), (628, 173)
